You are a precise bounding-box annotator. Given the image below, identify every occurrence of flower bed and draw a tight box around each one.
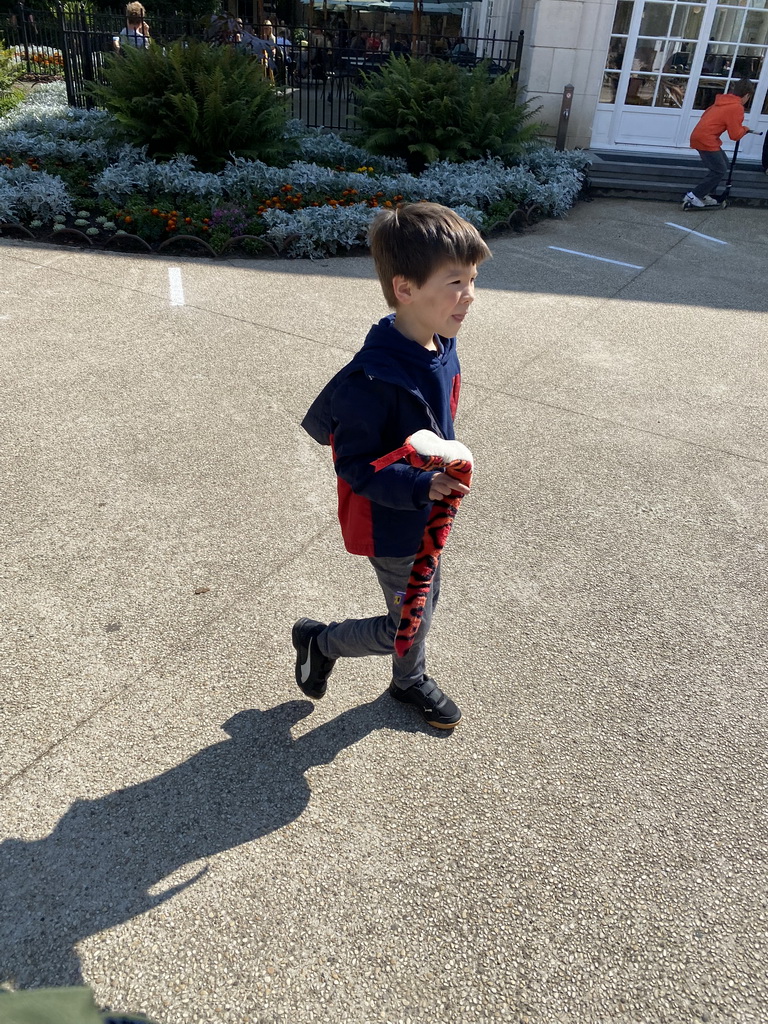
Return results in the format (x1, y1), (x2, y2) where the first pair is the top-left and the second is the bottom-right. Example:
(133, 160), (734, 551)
(9, 45), (66, 77)
(0, 83), (590, 259)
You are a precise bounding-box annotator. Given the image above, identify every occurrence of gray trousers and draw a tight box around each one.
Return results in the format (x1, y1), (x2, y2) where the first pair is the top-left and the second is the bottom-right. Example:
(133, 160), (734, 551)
(693, 149), (729, 199)
(316, 555), (441, 689)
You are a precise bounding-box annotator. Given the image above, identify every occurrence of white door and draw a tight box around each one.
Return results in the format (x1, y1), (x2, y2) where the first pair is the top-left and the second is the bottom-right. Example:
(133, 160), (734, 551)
(593, 0), (768, 159)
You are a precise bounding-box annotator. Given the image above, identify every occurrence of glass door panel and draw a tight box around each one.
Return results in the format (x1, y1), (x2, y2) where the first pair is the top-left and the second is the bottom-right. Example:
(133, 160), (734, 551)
(594, 0), (768, 153)
(613, 0), (636, 32)
(743, 8), (768, 39)
(710, 8), (747, 42)
(638, 2), (674, 34)
(656, 75), (689, 103)
(671, 5), (705, 35)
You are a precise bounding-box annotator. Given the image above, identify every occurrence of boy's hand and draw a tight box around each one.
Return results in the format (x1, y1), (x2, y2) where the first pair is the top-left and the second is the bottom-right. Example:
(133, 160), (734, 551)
(429, 472), (471, 501)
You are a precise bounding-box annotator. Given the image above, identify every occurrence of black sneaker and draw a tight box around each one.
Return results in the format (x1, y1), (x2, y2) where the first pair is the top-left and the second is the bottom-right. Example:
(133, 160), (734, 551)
(292, 618), (336, 699)
(389, 676), (462, 729)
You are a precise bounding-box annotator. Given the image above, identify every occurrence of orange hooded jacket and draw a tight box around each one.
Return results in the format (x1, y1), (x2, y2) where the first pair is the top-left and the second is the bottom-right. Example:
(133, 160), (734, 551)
(690, 93), (749, 151)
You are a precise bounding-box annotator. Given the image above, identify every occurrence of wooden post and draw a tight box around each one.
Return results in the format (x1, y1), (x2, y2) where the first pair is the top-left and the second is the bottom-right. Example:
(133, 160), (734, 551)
(412, 0), (421, 50)
(555, 84), (574, 151)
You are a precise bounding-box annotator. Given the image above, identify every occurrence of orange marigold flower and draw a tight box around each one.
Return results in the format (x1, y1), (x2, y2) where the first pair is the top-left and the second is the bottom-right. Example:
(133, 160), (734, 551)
(184, 217), (192, 224)
(151, 208), (159, 215)
(383, 201), (392, 208)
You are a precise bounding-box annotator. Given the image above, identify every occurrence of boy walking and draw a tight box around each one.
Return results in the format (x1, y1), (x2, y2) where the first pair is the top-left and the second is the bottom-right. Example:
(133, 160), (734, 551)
(683, 78), (755, 209)
(294, 203), (491, 729)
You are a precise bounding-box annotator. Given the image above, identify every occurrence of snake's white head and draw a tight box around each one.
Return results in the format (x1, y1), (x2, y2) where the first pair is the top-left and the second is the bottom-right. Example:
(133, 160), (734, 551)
(408, 429), (473, 466)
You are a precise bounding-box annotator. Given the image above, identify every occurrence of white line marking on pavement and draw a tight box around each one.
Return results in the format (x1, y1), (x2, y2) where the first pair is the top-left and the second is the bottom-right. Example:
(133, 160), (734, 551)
(168, 267), (185, 306)
(665, 222), (728, 245)
(548, 246), (644, 270)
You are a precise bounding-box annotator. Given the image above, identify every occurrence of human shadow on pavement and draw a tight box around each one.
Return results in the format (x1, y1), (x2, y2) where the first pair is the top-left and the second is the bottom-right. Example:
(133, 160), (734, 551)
(0, 694), (430, 988)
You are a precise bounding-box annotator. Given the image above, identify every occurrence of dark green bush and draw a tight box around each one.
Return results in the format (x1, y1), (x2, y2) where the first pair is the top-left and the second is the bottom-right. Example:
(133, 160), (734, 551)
(354, 57), (543, 173)
(90, 41), (293, 170)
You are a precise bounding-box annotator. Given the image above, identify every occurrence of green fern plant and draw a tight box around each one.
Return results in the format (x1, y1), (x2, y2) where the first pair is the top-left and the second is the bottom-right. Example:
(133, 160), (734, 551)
(89, 41), (293, 170)
(354, 57), (543, 172)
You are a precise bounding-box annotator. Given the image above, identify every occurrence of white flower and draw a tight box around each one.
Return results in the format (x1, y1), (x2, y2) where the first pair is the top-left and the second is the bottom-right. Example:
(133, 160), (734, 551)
(74, 218), (89, 226)
(86, 227), (99, 235)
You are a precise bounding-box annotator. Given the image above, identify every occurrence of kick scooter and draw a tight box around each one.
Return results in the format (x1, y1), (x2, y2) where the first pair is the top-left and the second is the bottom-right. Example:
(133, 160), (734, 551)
(682, 130), (764, 211)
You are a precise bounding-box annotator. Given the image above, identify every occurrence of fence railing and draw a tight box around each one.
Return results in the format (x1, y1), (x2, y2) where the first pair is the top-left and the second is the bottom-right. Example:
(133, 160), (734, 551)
(288, 29), (524, 132)
(3, 5), (525, 131)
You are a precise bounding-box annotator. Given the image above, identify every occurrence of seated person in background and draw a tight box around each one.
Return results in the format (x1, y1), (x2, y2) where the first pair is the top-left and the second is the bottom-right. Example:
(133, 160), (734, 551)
(120, 0), (150, 47)
(241, 21), (270, 57)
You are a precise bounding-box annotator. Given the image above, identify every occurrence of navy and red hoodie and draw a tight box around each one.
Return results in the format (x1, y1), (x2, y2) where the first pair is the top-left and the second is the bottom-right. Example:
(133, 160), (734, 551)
(302, 314), (461, 558)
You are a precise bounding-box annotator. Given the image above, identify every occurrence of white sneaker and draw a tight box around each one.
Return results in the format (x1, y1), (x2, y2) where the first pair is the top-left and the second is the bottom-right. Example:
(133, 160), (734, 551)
(683, 191), (705, 208)
(702, 195), (719, 206)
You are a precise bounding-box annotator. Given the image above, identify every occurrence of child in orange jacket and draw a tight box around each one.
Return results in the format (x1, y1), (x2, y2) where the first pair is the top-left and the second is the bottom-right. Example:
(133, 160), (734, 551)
(683, 78), (755, 208)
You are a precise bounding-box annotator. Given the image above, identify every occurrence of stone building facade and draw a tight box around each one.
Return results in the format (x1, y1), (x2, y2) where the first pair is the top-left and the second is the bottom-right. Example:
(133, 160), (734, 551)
(464, 0), (768, 158)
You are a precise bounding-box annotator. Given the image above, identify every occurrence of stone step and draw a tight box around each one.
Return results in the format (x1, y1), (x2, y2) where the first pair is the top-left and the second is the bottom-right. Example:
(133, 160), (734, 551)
(585, 149), (768, 203)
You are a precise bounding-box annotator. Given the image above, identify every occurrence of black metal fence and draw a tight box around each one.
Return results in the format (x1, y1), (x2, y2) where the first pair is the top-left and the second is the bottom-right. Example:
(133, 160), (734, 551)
(3, 4), (524, 131)
(288, 29), (524, 132)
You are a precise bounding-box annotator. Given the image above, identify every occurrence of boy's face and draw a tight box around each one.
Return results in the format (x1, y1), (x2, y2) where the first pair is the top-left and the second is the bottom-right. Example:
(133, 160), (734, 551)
(396, 262), (478, 341)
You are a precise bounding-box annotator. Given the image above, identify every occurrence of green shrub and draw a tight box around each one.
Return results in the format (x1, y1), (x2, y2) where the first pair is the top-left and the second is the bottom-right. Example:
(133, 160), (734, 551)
(354, 57), (543, 173)
(0, 88), (24, 117)
(0, 39), (23, 95)
(90, 41), (293, 170)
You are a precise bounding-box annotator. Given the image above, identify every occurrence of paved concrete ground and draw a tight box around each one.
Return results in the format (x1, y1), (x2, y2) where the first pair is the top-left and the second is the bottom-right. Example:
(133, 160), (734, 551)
(1, 198), (767, 1024)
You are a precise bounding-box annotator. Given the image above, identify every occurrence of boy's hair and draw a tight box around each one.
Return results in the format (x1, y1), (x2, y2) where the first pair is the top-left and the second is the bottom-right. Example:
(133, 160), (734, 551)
(368, 202), (491, 308)
(730, 78), (755, 98)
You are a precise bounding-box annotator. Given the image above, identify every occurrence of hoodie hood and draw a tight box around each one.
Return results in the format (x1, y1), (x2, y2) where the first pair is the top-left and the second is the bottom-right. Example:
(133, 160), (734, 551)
(351, 314), (457, 392)
(301, 315), (460, 448)
(713, 93), (744, 107)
